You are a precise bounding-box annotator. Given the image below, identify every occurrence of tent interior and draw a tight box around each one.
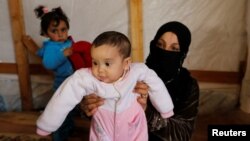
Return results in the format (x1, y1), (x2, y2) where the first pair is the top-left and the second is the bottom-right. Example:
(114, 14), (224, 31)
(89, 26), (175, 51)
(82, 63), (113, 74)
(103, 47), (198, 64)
(0, 0), (250, 140)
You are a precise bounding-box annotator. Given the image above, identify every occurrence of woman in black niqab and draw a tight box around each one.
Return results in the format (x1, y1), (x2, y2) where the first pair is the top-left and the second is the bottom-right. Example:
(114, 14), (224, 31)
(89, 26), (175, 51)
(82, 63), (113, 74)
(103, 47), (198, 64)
(145, 21), (200, 141)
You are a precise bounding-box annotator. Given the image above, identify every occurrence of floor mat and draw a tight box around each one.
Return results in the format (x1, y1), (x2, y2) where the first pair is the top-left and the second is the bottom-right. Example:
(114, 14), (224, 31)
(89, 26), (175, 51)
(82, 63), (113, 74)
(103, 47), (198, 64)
(0, 133), (51, 141)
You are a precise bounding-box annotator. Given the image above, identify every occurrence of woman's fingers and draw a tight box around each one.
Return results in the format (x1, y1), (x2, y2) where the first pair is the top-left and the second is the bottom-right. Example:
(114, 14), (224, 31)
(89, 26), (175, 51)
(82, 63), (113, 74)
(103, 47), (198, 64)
(135, 81), (149, 89)
(137, 96), (147, 110)
(133, 81), (149, 110)
(134, 81), (149, 96)
(82, 94), (99, 104)
(80, 94), (104, 116)
(85, 107), (97, 117)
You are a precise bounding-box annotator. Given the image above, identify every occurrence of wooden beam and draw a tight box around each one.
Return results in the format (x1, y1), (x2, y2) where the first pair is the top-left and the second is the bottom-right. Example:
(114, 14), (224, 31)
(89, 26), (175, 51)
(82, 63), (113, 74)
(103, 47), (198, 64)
(0, 62), (242, 84)
(29, 64), (52, 75)
(190, 70), (242, 84)
(0, 63), (51, 75)
(22, 35), (40, 55)
(0, 63), (18, 74)
(129, 0), (144, 62)
(8, 0), (33, 111)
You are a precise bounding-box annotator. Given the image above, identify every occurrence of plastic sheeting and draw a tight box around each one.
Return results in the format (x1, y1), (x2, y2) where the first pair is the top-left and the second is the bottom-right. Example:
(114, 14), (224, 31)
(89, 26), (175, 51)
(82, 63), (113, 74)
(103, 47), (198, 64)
(0, 74), (53, 111)
(0, 0), (247, 71)
(143, 0), (247, 71)
(0, 0), (248, 112)
(0, 0), (15, 63)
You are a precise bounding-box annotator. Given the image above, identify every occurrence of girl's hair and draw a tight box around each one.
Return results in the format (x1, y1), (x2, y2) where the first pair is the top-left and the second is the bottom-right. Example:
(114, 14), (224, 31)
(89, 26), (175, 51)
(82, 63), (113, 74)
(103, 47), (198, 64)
(34, 5), (69, 36)
(92, 31), (131, 58)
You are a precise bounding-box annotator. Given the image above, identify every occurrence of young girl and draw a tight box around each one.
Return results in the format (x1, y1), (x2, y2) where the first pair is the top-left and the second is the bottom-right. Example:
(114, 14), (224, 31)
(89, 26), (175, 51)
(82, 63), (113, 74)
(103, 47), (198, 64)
(34, 5), (92, 90)
(36, 31), (174, 141)
(34, 5), (92, 141)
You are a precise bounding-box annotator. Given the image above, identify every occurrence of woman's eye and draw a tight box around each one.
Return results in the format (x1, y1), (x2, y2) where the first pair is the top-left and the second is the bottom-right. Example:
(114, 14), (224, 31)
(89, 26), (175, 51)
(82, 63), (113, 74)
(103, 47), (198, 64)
(93, 62), (97, 65)
(171, 46), (180, 52)
(156, 42), (161, 47)
(156, 42), (164, 49)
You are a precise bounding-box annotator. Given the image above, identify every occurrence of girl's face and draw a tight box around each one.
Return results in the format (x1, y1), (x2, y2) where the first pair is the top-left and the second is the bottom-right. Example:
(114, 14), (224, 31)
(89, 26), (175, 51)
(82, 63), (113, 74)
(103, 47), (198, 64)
(45, 20), (69, 42)
(91, 44), (131, 83)
(156, 32), (180, 52)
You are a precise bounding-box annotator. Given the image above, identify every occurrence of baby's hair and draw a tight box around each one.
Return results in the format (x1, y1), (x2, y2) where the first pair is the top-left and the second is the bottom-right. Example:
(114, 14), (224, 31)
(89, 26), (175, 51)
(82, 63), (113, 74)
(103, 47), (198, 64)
(34, 5), (69, 36)
(92, 31), (131, 58)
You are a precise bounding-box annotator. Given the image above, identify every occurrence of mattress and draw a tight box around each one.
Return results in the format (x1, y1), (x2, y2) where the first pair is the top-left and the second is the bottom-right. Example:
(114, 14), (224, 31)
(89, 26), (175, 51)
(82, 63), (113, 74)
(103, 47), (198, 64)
(0, 74), (53, 111)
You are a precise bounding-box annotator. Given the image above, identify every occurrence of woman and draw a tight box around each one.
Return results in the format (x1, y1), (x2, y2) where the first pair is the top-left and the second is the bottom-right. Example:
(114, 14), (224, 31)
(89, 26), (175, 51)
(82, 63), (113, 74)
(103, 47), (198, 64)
(81, 21), (199, 141)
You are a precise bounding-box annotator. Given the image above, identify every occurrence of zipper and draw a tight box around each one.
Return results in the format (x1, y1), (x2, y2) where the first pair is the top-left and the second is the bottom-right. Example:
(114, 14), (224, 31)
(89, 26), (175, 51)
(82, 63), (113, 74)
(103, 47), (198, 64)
(113, 83), (121, 141)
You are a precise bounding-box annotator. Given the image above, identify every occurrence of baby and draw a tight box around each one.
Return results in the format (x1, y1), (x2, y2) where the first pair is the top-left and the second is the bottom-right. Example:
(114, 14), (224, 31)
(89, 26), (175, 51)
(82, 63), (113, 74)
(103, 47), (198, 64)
(36, 31), (174, 141)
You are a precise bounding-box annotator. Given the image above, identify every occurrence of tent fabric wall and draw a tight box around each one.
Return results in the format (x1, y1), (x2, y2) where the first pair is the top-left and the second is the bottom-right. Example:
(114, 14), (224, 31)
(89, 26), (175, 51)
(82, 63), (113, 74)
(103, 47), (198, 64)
(1, 0), (247, 69)
(143, 0), (247, 71)
(0, 0), (249, 113)
(0, 0), (15, 63)
(1, 0), (247, 70)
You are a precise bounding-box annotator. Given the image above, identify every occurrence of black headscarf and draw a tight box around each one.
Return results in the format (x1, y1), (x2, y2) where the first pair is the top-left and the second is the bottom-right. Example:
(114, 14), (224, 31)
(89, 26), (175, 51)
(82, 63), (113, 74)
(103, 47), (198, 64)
(152, 21), (191, 54)
(146, 21), (192, 100)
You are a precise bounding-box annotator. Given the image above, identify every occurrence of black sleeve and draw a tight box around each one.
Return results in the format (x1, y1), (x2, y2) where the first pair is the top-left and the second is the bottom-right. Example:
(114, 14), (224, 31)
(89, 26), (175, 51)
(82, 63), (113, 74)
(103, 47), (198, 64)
(146, 79), (200, 141)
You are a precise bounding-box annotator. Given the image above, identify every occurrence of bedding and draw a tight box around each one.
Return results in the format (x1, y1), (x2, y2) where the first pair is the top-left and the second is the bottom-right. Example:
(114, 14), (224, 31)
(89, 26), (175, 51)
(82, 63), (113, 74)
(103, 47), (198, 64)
(0, 74), (53, 111)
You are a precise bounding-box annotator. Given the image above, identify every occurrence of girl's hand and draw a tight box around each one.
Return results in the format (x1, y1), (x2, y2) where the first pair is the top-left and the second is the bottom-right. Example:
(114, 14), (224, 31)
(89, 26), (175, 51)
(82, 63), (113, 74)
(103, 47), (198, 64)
(63, 47), (73, 57)
(134, 81), (149, 110)
(80, 94), (104, 117)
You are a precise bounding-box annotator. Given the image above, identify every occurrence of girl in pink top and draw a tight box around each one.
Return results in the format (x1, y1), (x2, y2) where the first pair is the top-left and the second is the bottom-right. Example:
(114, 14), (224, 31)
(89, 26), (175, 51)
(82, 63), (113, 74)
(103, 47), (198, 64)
(36, 31), (174, 141)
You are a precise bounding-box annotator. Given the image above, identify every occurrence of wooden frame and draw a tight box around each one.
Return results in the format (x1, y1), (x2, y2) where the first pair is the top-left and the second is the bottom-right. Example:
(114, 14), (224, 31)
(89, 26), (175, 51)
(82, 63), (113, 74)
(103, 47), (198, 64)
(2, 0), (244, 111)
(8, 0), (33, 111)
(129, 0), (144, 62)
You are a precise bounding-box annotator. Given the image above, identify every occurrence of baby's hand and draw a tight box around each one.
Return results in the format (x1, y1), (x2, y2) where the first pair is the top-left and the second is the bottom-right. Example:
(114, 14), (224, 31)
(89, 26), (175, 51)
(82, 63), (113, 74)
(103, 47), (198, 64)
(36, 128), (51, 136)
(63, 48), (73, 57)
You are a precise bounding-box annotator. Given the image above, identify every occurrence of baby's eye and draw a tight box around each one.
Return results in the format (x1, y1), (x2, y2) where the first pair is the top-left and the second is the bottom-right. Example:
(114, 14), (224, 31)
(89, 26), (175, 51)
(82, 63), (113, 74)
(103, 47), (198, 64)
(105, 62), (110, 67)
(92, 61), (97, 66)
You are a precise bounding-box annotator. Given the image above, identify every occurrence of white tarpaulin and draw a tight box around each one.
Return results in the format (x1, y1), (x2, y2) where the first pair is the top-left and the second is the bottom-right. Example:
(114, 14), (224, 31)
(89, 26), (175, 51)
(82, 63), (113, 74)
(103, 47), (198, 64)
(0, 0), (249, 112)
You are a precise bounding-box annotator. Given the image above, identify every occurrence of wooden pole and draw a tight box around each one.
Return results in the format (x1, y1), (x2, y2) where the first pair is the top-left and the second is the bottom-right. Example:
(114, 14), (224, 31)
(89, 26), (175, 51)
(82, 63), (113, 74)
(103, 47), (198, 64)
(129, 0), (144, 62)
(240, 0), (250, 113)
(8, 0), (33, 111)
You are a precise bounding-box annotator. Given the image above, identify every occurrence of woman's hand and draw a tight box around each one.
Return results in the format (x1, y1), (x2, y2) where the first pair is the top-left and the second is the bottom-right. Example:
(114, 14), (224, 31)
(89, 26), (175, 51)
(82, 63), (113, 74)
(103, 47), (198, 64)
(134, 81), (149, 110)
(80, 94), (104, 117)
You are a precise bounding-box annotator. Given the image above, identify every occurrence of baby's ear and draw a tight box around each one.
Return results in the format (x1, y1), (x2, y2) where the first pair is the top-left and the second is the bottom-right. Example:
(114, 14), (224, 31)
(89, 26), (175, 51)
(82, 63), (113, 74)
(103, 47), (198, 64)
(123, 57), (132, 70)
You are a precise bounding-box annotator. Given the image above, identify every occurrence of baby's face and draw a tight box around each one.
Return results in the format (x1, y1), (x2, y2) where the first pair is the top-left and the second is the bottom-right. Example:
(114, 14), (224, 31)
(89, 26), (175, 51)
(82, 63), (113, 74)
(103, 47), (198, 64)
(91, 44), (130, 83)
